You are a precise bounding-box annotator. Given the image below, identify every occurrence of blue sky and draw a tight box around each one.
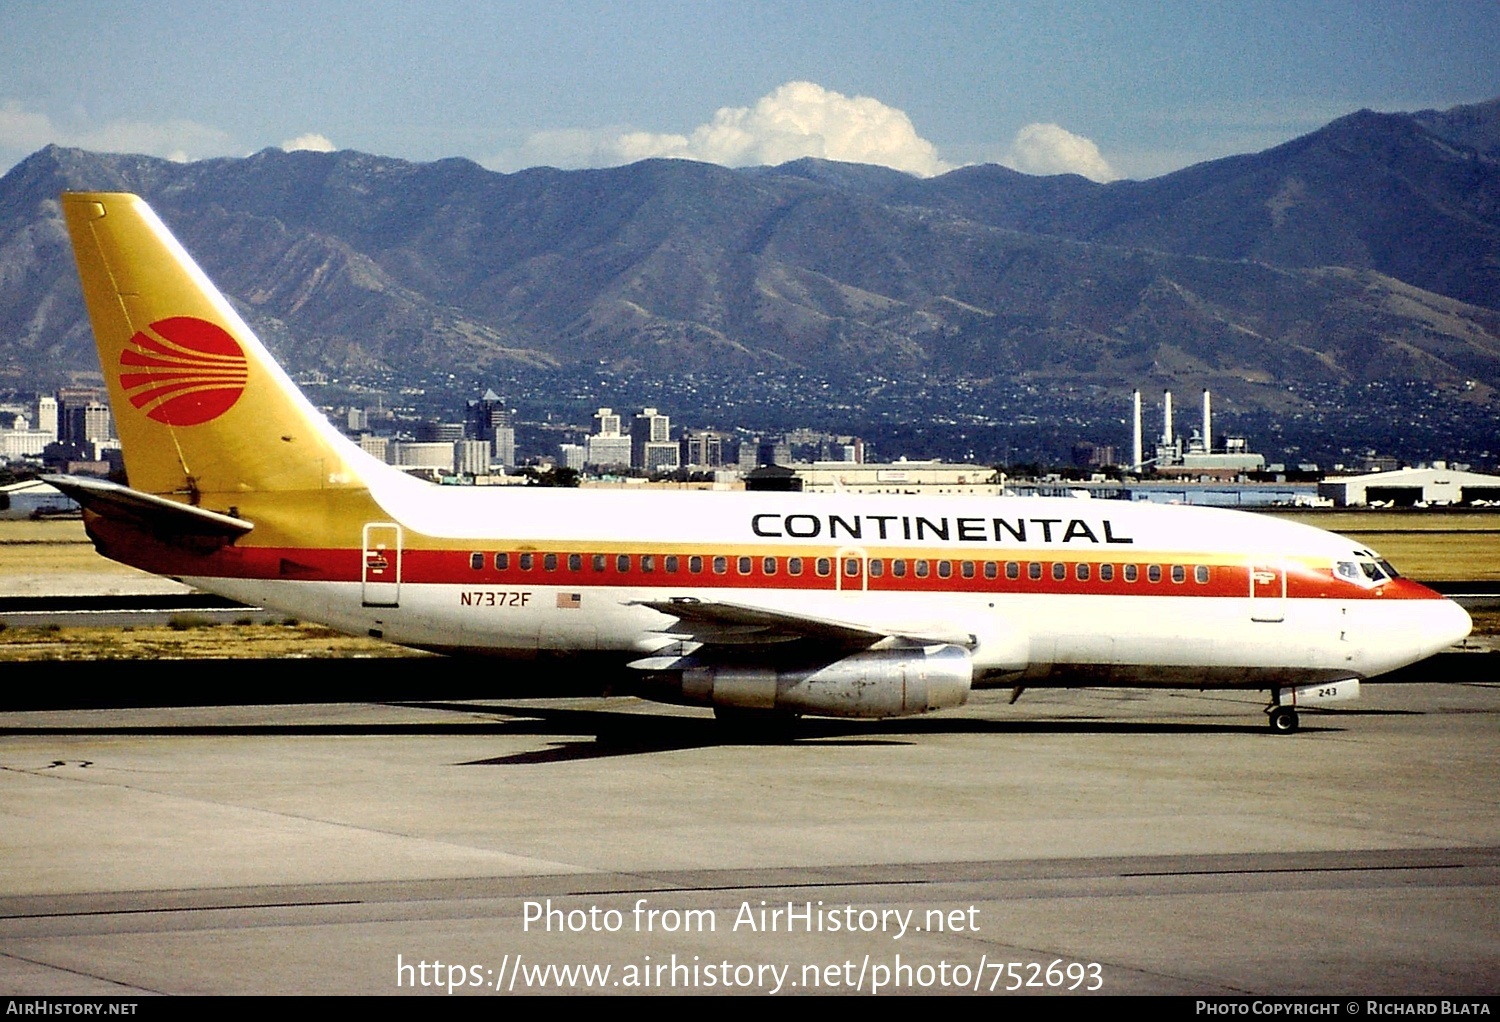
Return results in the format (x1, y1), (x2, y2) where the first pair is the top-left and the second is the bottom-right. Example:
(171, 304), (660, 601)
(2, 1), (1496, 181)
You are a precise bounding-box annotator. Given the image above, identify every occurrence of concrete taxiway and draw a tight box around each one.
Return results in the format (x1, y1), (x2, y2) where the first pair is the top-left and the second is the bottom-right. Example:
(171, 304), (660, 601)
(1, 673), (1496, 996)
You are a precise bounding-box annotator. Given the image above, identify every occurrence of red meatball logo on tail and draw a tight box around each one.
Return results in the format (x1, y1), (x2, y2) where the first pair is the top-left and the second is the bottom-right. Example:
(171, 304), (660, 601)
(118, 317), (248, 426)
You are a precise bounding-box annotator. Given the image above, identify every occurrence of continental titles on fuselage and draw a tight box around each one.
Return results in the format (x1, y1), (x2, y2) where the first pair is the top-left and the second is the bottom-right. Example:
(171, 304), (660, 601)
(749, 513), (1134, 545)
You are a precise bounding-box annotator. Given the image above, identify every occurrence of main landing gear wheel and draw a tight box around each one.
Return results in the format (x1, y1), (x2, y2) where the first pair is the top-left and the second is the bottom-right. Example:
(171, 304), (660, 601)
(1268, 706), (1300, 734)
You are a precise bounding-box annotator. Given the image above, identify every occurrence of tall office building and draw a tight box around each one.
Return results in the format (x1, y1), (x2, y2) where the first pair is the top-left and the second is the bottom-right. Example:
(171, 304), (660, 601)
(631, 407), (670, 469)
(416, 421), (465, 443)
(591, 407), (622, 438)
(492, 427), (516, 468)
(454, 439), (492, 476)
(35, 396), (58, 440)
(681, 429), (727, 468)
(465, 390), (512, 437)
(464, 390), (516, 467)
(586, 434), (632, 468)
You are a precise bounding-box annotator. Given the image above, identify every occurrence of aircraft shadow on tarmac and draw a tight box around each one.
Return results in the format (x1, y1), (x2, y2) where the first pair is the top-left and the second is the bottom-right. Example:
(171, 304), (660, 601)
(9, 658), (1468, 764)
(1, 692), (1351, 764)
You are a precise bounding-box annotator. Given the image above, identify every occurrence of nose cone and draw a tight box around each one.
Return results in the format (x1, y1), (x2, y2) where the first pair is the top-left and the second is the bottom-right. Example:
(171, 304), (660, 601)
(1424, 597), (1474, 655)
(1396, 580), (1473, 657)
(1364, 581), (1473, 676)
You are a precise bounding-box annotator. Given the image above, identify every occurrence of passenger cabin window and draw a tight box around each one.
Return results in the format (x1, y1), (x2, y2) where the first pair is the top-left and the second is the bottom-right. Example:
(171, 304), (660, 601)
(1171, 564), (1186, 583)
(763, 557), (777, 575)
(689, 556), (704, 573)
(984, 562), (998, 580)
(1006, 562), (1019, 580)
(593, 554), (606, 572)
(641, 555), (655, 573)
(665, 555), (679, 573)
(937, 561), (952, 579)
(1028, 562), (1042, 581)
(713, 556), (727, 574)
(519, 553), (534, 571)
(568, 553), (582, 572)
(1052, 563), (1066, 581)
(495, 553), (509, 571)
(892, 560), (907, 578)
(1195, 565), (1210, 584)
(1123, 564), (1137, 582)
(816, 558), (832, 577)
(914, 560), (929, 578)
(1076, 563), (1090, 581)
(1147, 565), (1162, 583)
(469, 552), (483, 570)
(962, 561), (975, 579)
(1099, 563), (1114, 582)
(543, 553), (558, 571)
(616, 555), (630, 573)
(788, 557), (803, 576)
(738, 556), (752, 575)
(844, 558), (860, 577)
(869, 559), (885, 578)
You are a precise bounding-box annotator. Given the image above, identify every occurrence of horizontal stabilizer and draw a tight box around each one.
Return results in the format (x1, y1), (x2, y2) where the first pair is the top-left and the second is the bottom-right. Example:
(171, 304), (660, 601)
(44, 475), (254, 539)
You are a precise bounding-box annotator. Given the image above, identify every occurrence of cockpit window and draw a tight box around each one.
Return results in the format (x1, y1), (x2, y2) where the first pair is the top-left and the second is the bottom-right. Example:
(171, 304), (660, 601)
(1379, 560), (1400, 579)
(1338, 556), (1394, 586)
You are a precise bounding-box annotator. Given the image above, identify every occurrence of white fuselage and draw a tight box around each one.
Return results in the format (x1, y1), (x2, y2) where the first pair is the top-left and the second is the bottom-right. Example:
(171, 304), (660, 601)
(181, 487), (1471, 690)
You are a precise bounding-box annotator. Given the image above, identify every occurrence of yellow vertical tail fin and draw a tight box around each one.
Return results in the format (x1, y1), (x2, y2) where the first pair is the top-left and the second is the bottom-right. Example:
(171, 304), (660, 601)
(62, 192), (375, 502)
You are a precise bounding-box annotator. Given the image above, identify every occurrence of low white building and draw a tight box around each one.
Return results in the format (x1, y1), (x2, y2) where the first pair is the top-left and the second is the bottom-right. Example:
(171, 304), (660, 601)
(796, 460), (1001, 496)
(389, 441), (455, 473)
(1317, 465), (1500, 507)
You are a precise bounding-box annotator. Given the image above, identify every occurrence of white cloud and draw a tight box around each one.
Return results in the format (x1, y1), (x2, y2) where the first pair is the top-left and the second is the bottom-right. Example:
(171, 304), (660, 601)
(1004, 122), (1117, 182)
(500, 127), (634, 170)
(0, 100), (55, 153)
(488, 81), (954, 177)
(0, 99), (235, 172)
(81, 118), (234, 162)
(281, 132), (336, 153)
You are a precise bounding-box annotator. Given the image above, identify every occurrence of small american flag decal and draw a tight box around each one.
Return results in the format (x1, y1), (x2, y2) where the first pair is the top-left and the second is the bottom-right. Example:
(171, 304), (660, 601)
(557, 592), (582, 609)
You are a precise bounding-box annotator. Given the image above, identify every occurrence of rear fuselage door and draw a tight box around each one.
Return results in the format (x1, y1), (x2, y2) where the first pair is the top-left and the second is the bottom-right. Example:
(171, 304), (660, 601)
(362, 522), (403, 607)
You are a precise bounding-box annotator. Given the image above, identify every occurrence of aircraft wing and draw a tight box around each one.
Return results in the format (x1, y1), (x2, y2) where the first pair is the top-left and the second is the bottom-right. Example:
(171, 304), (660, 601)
(629, 596), (976, 656)
(43, 475), (254, 540)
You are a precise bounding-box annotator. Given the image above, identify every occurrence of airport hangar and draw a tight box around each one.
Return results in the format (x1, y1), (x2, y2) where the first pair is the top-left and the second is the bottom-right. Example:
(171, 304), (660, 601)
(1317, 465), (1500, 507)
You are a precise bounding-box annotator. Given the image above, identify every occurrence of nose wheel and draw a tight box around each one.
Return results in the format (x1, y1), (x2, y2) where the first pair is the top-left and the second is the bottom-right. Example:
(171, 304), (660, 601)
(1267, 704), (1300, 734)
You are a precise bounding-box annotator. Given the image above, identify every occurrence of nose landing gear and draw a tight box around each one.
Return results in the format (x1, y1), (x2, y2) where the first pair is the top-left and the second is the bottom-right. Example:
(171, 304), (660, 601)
(1267, 704), (1300, 734)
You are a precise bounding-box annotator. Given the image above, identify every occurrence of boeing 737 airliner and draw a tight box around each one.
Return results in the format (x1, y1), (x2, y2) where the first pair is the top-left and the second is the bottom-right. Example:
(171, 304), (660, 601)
(48, 192), (1472, 732)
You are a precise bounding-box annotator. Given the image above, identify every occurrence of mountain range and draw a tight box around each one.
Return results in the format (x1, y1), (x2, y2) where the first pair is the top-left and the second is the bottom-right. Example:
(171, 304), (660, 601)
(2, 98), (1498, 413)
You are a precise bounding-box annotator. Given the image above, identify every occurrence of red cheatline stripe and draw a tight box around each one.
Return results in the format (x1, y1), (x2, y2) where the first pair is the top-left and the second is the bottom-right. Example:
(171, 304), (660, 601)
(117, 543), (1441, 601)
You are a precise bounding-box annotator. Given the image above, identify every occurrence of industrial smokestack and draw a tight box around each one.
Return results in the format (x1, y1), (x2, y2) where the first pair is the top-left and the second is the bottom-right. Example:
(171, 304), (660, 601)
(1132, 389), (1142, 471)
(1202, 390), (1212, 454)
(1162, 390), (1173, 446)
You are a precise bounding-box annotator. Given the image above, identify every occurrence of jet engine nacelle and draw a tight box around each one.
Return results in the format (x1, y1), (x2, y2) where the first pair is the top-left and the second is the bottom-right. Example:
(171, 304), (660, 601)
(670, 644), (973, 718)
